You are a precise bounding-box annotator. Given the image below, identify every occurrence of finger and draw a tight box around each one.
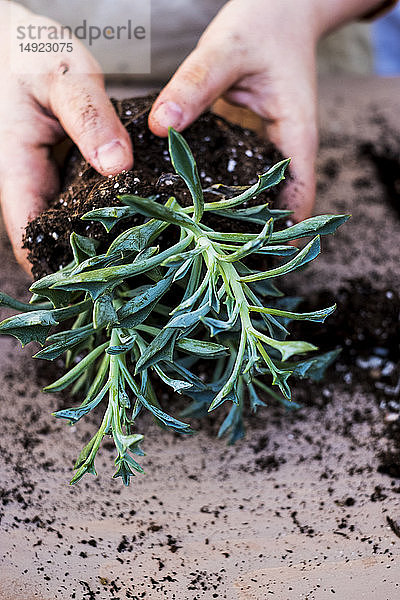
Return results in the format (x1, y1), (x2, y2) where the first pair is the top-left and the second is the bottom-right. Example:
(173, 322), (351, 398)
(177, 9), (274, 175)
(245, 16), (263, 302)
(0, 143), (59, 275)
(48, 70), (133, 176)
(225, 77), (318, 223)
(265, 115), (318, 223)
(148, 39), (244, 136)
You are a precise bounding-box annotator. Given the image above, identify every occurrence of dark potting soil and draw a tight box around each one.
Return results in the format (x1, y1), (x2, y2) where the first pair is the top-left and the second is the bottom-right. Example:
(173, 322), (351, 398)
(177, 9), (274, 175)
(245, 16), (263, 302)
(358, 115), (400, 221)
(289, 278), (400, 479)
(23, 94), (283, 279)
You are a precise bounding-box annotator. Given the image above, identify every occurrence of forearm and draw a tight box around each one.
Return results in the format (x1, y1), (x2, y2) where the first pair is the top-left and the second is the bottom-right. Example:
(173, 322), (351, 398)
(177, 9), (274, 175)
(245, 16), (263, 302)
(314, 0), (398, 36)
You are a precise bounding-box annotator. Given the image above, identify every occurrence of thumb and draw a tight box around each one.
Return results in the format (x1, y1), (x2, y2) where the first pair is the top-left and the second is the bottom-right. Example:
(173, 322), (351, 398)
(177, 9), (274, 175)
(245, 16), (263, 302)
(149, 40), (243, 136)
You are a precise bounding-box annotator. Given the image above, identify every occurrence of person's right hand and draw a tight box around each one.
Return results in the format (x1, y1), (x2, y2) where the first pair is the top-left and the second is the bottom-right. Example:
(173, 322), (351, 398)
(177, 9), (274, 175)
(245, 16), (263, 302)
(0, 2), (133, 274)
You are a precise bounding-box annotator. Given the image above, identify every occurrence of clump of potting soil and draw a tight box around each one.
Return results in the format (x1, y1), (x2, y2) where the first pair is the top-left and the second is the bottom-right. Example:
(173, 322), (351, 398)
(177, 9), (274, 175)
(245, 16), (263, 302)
(24, 94), (283, 279)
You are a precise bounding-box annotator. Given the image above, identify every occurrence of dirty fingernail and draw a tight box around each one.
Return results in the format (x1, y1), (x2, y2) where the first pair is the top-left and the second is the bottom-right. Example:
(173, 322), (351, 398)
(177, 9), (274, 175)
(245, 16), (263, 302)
(96, 140), (129, 174)
(152, 101), (183, 131)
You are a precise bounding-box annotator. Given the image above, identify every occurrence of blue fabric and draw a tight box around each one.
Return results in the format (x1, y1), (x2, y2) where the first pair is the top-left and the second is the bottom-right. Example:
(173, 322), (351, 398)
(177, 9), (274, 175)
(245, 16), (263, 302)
(372, 5), (400, 75)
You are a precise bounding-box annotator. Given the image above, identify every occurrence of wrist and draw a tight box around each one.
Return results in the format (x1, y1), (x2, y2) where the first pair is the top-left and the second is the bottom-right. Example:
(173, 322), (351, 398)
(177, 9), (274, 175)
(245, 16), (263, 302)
(311, 0), (394, 37)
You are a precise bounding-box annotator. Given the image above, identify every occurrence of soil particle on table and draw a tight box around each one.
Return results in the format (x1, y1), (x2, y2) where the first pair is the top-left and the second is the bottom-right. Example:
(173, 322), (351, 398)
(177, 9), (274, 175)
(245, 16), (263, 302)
(23, 94), (283, 279)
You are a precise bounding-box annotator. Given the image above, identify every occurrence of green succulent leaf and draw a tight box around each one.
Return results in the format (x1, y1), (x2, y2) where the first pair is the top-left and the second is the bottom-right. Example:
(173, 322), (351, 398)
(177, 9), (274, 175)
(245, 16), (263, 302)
(135, 328), (179, 373)
(137, 392), (193, 434)
(81, 206), (138, 232)
(30, 269), (76, 308)
(240, 236), (321, 282)
(93, 292), (118, 329)
(117, 275), (174, 328)
(0, 291), (51, 312)
(44, 342), (108, 392)
(249, 303), (336, 323)
(0, 310), (59, 346)
(168, 127), (204, 222)
(218, 403), (245, 444)
(270, 214), (350, 243)
(107, 215), (168, 255)
(289, 349), (341, 381)
(177, 338), (229, 358)
(204, 159), (290, 211)
(34, 324), (95, 360)
(70, 232), (98, 264)
(52, 382), (109, 424)
(208, 203), (292, 225)
(51, 237), (192, 298)
(252, 328), (318, 361)
(119, 194), (203, 236)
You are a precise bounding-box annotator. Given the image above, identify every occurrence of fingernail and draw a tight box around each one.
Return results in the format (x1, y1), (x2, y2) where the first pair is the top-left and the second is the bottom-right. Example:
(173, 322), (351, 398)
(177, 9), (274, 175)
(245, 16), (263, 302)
(96, 139), (129, 174)
(152, 101), (183, 131)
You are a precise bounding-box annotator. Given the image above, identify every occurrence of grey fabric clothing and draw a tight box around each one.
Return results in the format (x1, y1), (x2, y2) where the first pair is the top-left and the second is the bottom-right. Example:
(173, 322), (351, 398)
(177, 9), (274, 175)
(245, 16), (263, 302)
(17, 1), (373, 79)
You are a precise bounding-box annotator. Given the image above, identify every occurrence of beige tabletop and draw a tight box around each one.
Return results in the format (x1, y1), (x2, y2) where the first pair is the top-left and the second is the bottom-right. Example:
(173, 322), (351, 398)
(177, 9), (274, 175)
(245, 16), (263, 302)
(0, 76), (400, 600)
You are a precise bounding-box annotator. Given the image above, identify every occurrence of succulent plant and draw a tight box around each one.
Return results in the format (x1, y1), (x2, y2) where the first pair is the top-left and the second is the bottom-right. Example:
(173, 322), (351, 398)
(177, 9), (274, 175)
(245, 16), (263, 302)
(0, 128), (348, 485)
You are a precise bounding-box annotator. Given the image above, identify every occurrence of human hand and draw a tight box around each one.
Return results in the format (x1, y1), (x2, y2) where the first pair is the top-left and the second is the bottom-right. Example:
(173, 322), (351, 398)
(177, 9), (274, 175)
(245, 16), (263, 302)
(149, 0), (386, 222)
(0, 2), (133, 274)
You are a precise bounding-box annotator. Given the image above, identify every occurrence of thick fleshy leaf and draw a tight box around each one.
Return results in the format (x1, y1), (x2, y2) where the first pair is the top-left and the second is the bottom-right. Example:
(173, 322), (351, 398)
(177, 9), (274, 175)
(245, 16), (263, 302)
(166, 303), (211, 330)
(44, 342), (108, 392)
(247, 382), (267, 413)
(52, 382), (109, 424)
(255, 342), (293, 399)
(0, 310), (58, 346)
(177, 338), (229, 358)
(252, 328), (317, 361)
(81, 206), (138, 232)
(218, 403), (245, 444)
(201, 303), (240, 336)
(161, 246), (202, 268)
(73, 433), (99, 470)
(113, 455), (144, 485)
(30, 269), (76, 308)
(34, 324), (95, 360)
(93, 292), (118, 329)
(240, 236), (321, 283)
(107, 217), (167, 255)
(208, 204), (292, 225)
(168, 127), (204, 222)
(0, 291), (51, 312)
(70, 460), (98, 485)
(252, 378), (301, 410)
(290, 349), (341, 381)
(270, 214), (350, 243)
(249, 304), (336, 323)
(106, 334), (136, 355)
(118, 275), (174, 328)
(209, 387), (239, 413)
(51, 237), (192, 298)
(170, 271), (210, 315)
(214, 219), (273, 263)
(255, 245), (298, 257)
(71, 253), (121, 276)
(154, 365), (193, 393)
(135, 328), (179, 373)
(118, 194), (203, 235)
(204, 159), (290, 211)
(70, 232), (98, 264)
(138, 393), (194, 434)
